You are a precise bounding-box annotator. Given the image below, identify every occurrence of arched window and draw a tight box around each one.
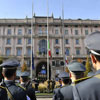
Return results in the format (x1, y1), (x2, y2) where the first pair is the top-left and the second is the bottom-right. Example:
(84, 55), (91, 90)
(39, 39), (47, 55)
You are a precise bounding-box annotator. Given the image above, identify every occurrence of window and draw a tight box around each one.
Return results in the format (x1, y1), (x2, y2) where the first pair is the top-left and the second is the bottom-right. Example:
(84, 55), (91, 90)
(65, 48), (70, 56)
(55, 30), (58, 34)
(17, 38), (22, 44)
(85, 30), (88, 35)
(76, 48), (80, 55)
(65, 39), (69, 44)
(6, 48), (11, 56)
(44, 28), (47, 34)
(55, 48), (59, 55)
(6, 38), (11, 44)
(28, 38), (31, 44)
(7, 29), (11, 35)
(65, 30), (68, 35)
(95, 30), (98, 32)
(76, 39), (79, 45)
(28, 29), (31, 34)
(27, 48), (31, 56)
(75, 30), (78, 35)
(55, 39), (59, 44)
(17, 48), (22, 56)
(18, 29), (22, 35)
(39, 27), (42, 34)
(56, 60), (59, 66)
(39, 39), (47, 54)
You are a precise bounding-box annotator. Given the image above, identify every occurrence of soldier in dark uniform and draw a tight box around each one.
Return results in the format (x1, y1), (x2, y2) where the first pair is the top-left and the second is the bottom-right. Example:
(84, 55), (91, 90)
(0, 86), (8, 100)
(53, 71), (71, 100)
(73, 31), (100, 100)
(0, 59), (27, 100)
(53, 61), (86, 100)
(20, 71), (36, 100)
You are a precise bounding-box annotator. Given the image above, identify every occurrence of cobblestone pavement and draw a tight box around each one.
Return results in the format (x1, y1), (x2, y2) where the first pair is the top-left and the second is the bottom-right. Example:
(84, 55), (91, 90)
(37, 98), (52, 100)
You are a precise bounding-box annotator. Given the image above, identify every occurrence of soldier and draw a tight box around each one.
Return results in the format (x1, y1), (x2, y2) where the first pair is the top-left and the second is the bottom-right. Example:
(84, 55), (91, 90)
(53, 61), (86, 100)
(0, 86), (8, 100)
(58, 71), (71, 86)
(0, 59), (27, 100)
(53, 71), (70, 100)
(20, 71), (36, 100)
(68, 61), (86, 83)
(73, 31), (100, 100)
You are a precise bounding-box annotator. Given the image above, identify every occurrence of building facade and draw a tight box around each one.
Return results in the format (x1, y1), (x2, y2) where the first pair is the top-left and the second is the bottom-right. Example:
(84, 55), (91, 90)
(0, 16), (99, 79)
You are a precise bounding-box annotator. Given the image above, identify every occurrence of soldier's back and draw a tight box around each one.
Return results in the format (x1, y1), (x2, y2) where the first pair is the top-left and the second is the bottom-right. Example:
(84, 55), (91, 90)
(75, 71), (100, 100)
(21, 83), (36, 100)
(4, 81), (27, 100)
(0, 86), (8, 100)
(59, 85), (74, 100)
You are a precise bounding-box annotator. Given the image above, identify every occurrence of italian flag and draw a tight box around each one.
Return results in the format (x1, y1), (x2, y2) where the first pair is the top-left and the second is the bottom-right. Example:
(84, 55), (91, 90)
(48, 40), (51, 57)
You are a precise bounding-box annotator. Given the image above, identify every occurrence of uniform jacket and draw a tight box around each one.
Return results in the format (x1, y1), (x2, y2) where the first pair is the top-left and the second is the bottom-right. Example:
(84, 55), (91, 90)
(4, 80), (27, 100)
(0, 86), (8, 100)
(75, 69), (100, 100)
(21, 83), (36, 100)
(59, 85), (74, 100)
(53, 85), (73, 100)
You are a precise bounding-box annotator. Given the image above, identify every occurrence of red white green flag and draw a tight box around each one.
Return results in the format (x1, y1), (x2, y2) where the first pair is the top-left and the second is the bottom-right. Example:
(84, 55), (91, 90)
(48, 40), (51, 57)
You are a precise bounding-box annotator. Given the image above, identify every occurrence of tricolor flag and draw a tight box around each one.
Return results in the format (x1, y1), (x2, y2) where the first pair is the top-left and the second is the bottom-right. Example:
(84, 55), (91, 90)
(65, 54), (68, 66)
(48, 40), (51, 57)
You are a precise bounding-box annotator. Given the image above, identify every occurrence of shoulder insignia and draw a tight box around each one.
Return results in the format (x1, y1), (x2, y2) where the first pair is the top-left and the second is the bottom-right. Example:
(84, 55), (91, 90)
(0, 85), (6, 90)
(16, 84), (26, 90)
(74, 76), (92, 84)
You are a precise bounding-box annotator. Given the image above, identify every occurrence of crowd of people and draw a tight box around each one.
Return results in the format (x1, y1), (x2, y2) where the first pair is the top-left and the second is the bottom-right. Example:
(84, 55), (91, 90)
(0, 59), (36, 100)
(0, 31), (99, 100)
(53, 31), (100, 100)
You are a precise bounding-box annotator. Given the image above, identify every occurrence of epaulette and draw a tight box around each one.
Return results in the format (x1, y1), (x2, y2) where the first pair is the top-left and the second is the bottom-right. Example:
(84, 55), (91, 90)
(74, 76), (92, 84)
(16, 84), (26, 90)
(0, 85), (6, 90)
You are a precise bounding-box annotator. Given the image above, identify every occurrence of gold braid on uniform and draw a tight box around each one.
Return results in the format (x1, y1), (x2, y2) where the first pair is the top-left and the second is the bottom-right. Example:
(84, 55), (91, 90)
(16, 84), (26, 90)
(74, 76), (92, 84)
(0, 85), (7, 90)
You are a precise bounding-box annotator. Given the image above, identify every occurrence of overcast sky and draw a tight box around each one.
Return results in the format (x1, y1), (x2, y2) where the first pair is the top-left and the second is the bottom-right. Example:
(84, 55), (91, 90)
(0, 0), (100, 19)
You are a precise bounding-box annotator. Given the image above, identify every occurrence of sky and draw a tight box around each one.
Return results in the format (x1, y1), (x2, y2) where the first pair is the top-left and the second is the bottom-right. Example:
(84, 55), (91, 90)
(0, 0), (100, 19)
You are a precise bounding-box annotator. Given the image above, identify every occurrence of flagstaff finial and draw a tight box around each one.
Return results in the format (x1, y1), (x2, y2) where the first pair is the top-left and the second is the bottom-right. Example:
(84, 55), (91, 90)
(34, 13), (35, 17)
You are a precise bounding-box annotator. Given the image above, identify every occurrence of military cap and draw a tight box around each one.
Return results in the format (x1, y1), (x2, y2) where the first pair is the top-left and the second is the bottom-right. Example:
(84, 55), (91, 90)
(84, 31), (100, 55)
(67, 61), (86, 72)
(58, 72), (69, 78)
(20, 71), (30, 77)
(0, 59), (20, 69)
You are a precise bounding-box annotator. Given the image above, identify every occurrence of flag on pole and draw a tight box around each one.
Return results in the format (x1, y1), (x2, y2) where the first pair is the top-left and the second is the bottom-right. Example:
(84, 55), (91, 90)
(48, 40), (51, 57)
(65, 54), (68, 66)
(32, 51), (34, 70)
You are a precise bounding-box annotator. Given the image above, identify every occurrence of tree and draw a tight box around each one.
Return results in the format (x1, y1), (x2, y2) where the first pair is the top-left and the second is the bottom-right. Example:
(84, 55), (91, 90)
(84, 56), (91, 77)
(21, 61), (28, 72)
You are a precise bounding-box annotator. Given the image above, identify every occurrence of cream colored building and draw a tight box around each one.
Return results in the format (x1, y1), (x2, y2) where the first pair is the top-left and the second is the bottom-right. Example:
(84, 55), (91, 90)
(0, 16), (99, 79)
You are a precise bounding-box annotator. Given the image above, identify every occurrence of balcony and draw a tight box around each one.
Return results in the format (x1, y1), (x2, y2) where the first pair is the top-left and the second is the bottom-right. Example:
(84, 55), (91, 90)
(37, 32), (47, 37)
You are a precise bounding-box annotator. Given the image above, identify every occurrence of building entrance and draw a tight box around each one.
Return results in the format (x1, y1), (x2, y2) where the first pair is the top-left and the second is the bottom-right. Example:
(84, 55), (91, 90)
(36, 61), (51, 81)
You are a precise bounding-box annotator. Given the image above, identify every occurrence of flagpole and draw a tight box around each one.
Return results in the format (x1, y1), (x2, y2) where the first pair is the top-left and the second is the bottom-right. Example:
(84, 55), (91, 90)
(47, 0), (49, 80)
(62, 0), (65, 69)
(30, 0), (34, 79)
